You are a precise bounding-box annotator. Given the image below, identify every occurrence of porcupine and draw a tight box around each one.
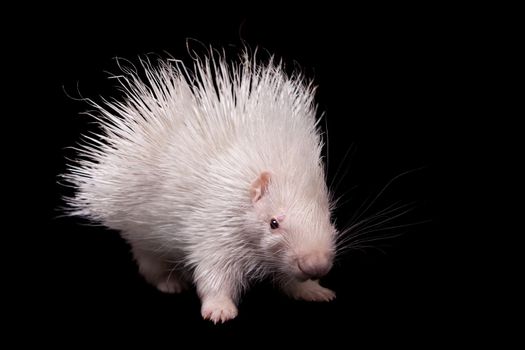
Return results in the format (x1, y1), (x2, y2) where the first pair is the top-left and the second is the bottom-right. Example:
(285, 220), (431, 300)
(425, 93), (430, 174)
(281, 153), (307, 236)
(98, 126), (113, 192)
(63, 51), (337, 323)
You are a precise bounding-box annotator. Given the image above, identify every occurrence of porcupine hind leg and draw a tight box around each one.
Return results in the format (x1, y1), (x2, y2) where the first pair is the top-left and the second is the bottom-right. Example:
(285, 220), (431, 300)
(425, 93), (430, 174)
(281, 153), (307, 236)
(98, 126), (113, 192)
(131, 246), (186, 294)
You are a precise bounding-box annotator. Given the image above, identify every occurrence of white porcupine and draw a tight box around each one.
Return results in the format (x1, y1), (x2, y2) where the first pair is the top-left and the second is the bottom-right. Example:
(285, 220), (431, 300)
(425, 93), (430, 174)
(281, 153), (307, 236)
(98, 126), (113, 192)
(63, 52), (338, 323)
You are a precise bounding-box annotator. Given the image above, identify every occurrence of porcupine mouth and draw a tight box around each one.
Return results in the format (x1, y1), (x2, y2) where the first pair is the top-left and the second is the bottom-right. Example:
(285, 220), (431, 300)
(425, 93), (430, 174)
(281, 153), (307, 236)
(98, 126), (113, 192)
(292, 263), (311, 281)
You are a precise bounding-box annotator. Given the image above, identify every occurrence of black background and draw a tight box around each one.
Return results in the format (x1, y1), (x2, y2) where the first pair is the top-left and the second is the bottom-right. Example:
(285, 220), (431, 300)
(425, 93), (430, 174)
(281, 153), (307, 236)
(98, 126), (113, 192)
(14, 5), (468, 345)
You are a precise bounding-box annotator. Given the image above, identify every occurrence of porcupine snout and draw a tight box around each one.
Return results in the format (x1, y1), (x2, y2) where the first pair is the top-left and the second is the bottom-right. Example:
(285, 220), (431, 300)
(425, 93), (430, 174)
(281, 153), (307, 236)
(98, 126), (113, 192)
(297, 251), (333, 279)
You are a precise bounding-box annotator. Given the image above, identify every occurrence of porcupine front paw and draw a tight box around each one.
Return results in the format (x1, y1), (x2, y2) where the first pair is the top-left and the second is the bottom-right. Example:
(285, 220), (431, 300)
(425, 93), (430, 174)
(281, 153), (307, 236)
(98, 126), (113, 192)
(285, 279), (336, 302)
(201, 296), (238, 324)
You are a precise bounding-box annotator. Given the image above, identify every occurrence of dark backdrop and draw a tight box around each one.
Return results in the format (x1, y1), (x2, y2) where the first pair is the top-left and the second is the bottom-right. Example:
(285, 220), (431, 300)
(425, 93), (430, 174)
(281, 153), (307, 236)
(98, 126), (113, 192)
(17, 7), (457, 346)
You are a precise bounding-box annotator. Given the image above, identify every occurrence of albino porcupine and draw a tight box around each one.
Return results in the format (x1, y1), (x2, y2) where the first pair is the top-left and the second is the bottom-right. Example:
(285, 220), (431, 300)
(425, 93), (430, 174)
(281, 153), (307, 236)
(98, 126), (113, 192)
(63, 51), (337, 323)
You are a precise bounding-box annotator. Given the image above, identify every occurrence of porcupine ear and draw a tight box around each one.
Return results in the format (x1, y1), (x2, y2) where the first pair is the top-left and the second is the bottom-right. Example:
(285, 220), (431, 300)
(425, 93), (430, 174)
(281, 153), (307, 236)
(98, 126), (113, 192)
(250, 172), (271, 203)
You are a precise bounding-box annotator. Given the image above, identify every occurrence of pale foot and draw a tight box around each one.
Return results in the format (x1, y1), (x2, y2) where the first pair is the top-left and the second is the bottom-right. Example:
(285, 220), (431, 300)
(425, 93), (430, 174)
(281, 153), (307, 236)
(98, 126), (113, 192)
(201, 296), (238, 324)
(285, 279), (336, 302)
(156, 278), (185, 294)
(132, 247), (186, 294)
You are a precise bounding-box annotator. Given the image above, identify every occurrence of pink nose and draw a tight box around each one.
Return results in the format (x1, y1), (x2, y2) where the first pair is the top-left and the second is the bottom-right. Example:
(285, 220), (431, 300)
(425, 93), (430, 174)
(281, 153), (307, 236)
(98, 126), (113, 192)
(298, 253), (333, 279)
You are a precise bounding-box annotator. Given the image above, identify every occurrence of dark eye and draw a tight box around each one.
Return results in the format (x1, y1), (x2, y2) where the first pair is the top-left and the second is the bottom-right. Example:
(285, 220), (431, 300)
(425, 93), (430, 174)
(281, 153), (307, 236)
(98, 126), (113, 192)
(270, 218), (279, 229)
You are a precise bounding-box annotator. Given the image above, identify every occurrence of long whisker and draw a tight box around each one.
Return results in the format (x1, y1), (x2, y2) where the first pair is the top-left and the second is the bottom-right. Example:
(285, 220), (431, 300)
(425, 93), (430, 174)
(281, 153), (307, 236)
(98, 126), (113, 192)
(344, 204), (416, 237)
(335, 209), (416, 250)
(329, 142), (356, 194)
(353, 219), (432, 236)
(331, 184), (360, 210)
(347, 167), (425, 229)
(338, 201), (415, 238)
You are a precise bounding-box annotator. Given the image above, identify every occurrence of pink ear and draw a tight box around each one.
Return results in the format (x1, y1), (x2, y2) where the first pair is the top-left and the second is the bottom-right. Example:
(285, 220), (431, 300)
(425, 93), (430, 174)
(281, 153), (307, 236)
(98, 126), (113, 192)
(251, 171), (271, 203)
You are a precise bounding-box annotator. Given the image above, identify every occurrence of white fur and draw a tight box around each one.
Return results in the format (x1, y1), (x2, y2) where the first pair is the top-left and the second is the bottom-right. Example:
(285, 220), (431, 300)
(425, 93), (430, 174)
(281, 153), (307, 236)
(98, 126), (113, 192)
(63, 51), (337, 323)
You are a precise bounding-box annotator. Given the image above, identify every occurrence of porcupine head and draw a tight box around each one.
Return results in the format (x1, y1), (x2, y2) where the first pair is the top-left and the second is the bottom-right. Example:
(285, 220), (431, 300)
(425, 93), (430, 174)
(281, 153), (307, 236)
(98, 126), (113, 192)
(63, 50), (338, 324)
